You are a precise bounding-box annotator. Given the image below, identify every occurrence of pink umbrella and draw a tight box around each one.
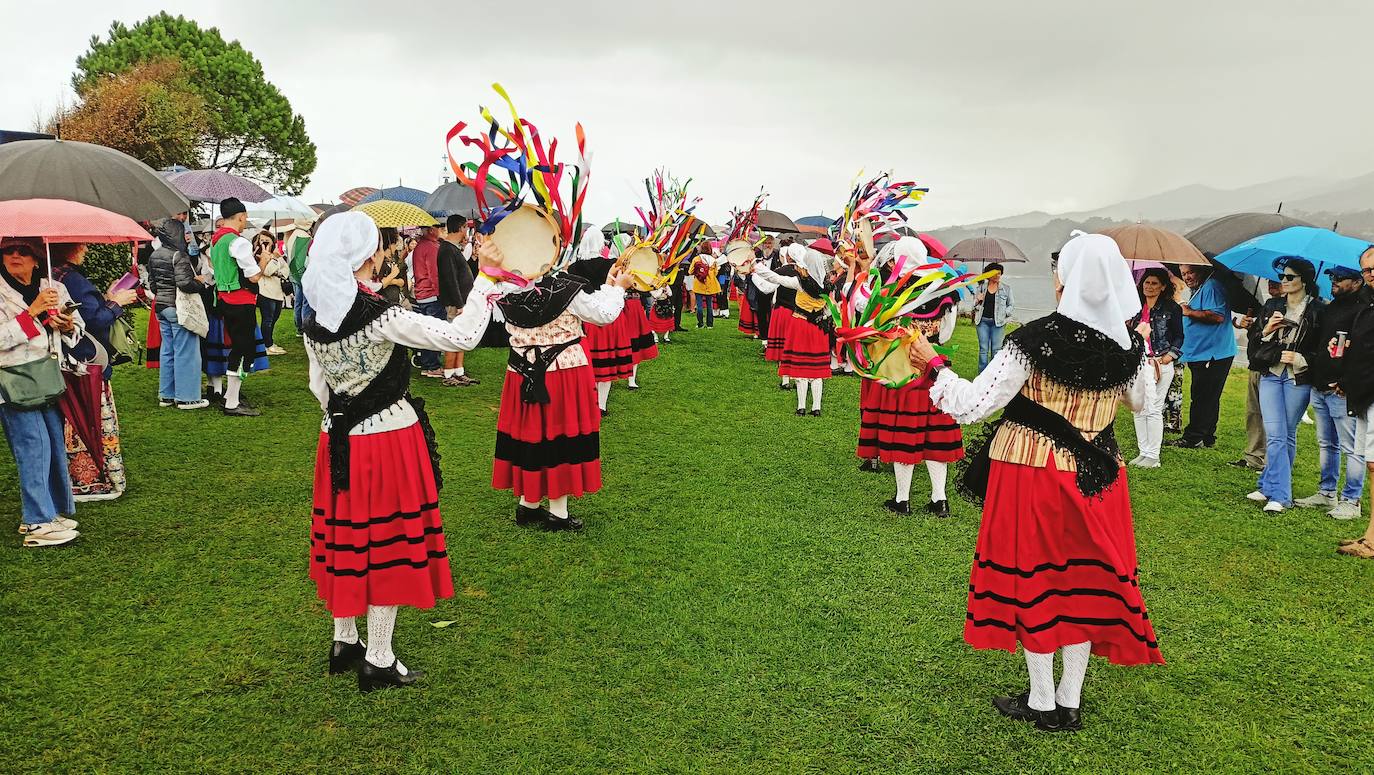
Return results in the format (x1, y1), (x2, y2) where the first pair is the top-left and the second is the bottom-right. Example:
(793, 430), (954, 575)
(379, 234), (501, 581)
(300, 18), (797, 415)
(0, 198), (150, 285)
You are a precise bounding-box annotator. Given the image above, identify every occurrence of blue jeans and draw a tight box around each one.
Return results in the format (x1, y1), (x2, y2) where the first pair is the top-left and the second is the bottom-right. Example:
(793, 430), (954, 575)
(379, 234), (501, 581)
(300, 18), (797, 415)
(413, 300), (446, 369)
(0, 404), (74, 525)
(293, 283), (312, 334)
(1257, 373), (1312, 506)
(257, 297), (283, 348)
(158, 306), (203, 403)
(696, 293), (715, 326)
(976, 317), (1005, 372)
(1310, 389), (1366, 502)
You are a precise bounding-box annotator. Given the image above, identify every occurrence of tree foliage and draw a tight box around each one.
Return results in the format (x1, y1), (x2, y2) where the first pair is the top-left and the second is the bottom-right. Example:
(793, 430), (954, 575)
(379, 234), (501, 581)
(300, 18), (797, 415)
(50, 59), (207, 172)
(74, 13), (317, 194)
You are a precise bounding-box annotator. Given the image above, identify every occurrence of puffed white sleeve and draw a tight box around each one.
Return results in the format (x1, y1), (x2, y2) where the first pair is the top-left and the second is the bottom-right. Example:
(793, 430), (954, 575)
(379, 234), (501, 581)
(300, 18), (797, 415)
(1122, 356), (1153, 413)
(752, 262), (802, 290)
(371, 275), (509, 352)
(570, 284), (626, 325)
(305, 342), (329, 410)
(928, 346), (1029, 424)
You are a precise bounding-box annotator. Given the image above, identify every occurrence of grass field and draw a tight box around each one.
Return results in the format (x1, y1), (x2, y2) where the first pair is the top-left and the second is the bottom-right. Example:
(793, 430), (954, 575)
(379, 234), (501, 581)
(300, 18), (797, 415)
(2, 311), (1372, 773)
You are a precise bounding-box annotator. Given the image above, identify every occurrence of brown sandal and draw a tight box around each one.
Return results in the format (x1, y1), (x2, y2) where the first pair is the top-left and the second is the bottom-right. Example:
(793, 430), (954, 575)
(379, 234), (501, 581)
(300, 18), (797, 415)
(1338, 537), (1363, 547)
(1337, 538), (1374, 559)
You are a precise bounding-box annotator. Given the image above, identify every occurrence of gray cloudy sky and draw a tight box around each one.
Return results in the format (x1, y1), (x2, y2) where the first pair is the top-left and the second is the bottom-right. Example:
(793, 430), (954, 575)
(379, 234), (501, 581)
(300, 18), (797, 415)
(4, 0), (1372, 226)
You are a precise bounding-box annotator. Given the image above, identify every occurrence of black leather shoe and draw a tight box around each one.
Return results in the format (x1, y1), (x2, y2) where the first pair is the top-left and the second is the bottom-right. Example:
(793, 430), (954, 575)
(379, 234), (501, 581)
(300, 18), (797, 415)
(358, 659), (424, 693)
(541, 513), (584, 532)
(884, 498), (911, 515)
(627, 384), (641, 391)
(1036, 705), (1083, 733)
(1164, 438), (1204, 449)
(329, 640), (365, 675)
(516, 504), (549, 527)
(859, 458), (882, 473)
(796, 408), (806, 416)
(992, 692), (1057, 726)
(222, 404), (262, 417)
(810, 409), (821, 417)
(779, 382), (792, 391)
(600, 409), (608, 417)
(926, 500), (950, 517)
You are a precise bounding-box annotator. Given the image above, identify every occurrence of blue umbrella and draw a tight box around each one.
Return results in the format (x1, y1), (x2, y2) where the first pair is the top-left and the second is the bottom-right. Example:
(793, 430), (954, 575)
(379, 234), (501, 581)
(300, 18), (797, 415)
(795, 214), (835, 227)
(1213, 226), (1370, 298)
(354, 186), (431, 207)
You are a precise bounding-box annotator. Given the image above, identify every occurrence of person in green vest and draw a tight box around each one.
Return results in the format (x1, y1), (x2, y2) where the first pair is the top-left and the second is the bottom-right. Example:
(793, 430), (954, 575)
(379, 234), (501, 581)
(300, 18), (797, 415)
(288, 217), (316, 335)
(210, 198), (271, 417)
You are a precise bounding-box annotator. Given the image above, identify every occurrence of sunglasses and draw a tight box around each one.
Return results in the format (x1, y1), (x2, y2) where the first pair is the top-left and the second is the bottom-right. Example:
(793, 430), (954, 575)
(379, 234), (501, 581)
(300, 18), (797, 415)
(1280, 273), (1301, 281)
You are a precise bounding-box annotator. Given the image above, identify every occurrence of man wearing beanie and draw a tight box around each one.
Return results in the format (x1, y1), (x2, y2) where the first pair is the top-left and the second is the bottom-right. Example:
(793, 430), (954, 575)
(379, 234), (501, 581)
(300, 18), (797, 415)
(210, 197), (270, 416)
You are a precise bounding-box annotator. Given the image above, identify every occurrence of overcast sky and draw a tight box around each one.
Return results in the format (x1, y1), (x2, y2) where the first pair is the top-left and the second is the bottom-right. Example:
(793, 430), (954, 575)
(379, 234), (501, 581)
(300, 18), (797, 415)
(4, 0), (1372, 227)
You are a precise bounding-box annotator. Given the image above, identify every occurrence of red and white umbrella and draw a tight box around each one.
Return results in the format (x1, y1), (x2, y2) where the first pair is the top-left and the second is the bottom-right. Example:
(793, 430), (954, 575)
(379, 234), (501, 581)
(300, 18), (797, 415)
(0, 198), (151, 278)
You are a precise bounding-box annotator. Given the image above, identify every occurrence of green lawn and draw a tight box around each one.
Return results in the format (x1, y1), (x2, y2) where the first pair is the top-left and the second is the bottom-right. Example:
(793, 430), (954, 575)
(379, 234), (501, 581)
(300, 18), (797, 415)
(2, 312), (1372, 773)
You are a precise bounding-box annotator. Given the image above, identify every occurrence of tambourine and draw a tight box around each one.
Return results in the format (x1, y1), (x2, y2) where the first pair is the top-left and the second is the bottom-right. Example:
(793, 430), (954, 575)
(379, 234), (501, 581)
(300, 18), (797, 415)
(489, 204), (563, 282)
(619, 243), (664, 291)
(864, 332), (920, 386)
(722, 239), (754, 267)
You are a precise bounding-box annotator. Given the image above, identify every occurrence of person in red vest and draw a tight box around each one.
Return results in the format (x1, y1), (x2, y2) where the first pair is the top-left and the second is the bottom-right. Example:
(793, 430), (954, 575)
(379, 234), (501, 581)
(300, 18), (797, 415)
(210, 198), (271, 416)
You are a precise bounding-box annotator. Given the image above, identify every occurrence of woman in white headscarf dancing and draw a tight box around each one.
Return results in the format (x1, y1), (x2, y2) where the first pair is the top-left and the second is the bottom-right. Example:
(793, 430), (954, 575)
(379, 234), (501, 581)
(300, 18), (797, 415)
(753, 243), (834, 415)
(909, 232), (1164, 733)
(302, 212), (509, 693)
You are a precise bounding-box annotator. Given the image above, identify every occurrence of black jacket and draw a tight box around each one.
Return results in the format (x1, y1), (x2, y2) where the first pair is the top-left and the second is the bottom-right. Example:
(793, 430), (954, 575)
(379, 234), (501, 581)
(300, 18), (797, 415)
(1247, 295), (1326, 385)
(1310, 286), (1371, 390)
(437, 239), (473, 308)
(147, 219), (210, 309)
(1341, 291), (1374, 415)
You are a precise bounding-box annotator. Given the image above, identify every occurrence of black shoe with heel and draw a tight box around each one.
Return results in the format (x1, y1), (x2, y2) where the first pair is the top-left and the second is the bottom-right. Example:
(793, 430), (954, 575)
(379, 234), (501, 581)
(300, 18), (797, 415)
(993, 691), (1059, 727)
(516, 504), (549, 527)
(926, 500), (950, 518)
(1037, 705), (1082, 733)
(358, 659), (424, 693)
(883, 498), (911, 515)
(329, 640), (365, 675)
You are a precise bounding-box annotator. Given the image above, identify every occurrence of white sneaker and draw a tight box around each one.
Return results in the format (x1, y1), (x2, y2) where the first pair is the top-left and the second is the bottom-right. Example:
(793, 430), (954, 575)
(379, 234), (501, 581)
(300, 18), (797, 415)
(1263, 501), (1285, 513)
(22, 523), (80, 547)
(1133, 457), (1161, 469)
(177, 399), (211, 410)
(1329, 500), (1362, 520)
(17, 517), (78, 535)
(1246, 491), (1268, 503)
(1294, 492), (1336, 509)
(266, 345), (287, 355)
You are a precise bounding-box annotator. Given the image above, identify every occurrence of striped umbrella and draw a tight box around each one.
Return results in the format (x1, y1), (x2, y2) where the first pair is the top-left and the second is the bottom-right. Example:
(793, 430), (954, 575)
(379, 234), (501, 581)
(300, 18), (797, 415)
(353, 200), (438, 228)
(339, 187), (379, 206)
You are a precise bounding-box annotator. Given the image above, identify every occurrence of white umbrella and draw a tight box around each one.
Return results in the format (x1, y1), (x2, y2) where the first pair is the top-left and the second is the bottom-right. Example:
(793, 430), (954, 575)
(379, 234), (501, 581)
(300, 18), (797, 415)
(245, 195), (317, 221)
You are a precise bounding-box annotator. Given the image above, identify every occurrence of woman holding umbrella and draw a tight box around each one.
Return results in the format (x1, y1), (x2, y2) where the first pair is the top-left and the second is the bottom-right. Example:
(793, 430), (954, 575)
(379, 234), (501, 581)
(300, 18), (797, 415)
(971, 263), (1014, 372)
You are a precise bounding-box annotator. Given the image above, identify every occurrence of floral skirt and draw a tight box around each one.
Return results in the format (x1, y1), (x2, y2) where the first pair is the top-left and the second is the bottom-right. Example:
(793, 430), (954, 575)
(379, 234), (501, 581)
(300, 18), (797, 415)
(64, 377), (125, 500)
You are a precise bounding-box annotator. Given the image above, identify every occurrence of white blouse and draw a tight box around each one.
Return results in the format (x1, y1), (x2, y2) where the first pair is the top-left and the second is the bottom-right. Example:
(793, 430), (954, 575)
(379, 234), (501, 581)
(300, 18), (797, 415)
(929, 343), (1151, 424)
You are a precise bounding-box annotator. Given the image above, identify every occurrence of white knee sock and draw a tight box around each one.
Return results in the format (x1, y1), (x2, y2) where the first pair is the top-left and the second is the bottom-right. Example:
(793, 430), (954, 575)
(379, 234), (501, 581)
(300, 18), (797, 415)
(333, 616), (360, 644)
(653, 332), (659, 343)
(830, 354), (840, 370)
(548, 495), (569, 519)
(781, 375), (791, 387)
(1025, 649), (1056, 711)
(810, 379), (823, 411)
(224, 374), (243, 410)
(1056, 642), (1091, 709)
(518, 497), (541, 509)
(894, 462), (914, 502)
(796, 379), (809, 411)
(926, 461), (948, 503)
(209, 375), (223, 394)
(628, 365), (639, 388)
(365, 604), (407, 674)
(596, 381), (611, 410)
(664, 331), (671, 342)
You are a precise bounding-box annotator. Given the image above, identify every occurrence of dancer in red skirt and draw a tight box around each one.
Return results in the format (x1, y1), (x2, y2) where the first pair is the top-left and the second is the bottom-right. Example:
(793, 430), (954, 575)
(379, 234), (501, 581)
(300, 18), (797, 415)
(569, 228), (633, 415)
(755, 244), (831, 415)
(735, 274), (757, 336)
(492, 247), (630, 531)
(854, 238), (964, 516)
(911, 232), (1161, 733)
(648, 284), (677, 341)
(761, 246), (796, 383)
(303, 213), (508, 692)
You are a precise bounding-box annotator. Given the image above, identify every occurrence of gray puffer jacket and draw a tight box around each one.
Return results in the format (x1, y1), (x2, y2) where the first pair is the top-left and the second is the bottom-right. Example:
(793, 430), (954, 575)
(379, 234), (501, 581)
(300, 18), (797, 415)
(146, 219), (210, 308)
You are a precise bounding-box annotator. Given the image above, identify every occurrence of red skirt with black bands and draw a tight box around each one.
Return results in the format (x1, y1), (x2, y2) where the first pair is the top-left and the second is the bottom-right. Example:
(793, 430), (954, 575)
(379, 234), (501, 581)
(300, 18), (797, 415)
(648, 302), (675, 334)
(764, 308), (792, 361)
(737, 293), (757, 335)
(778, 315), (832, 379)
(493, 365), (603, 500)
(964, 458), (1164, 666)
(584, 318), (634, 382)
(856, 378), (965, 464)
(309, 424), (453, 617)
(623, 298), (658, 363)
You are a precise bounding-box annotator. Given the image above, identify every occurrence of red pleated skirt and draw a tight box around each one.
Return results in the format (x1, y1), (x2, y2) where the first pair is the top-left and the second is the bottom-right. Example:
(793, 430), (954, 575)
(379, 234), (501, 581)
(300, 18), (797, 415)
(309, 424), (453, 617)
(623, 298), (658, 363)
(493, 365), (603, 500)
(856, 378), (965, 464)
(648, 302), (675, 334)
(737, 294), (757, 335)
(584, 318), (634, 382)
(778, 315), (832, 379)
(964, 457), (1164, 666)
(764, 308), (793, 361)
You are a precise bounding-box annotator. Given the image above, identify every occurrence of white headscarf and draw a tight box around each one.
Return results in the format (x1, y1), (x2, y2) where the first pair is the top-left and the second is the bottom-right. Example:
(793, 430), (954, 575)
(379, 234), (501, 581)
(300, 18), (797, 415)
(797, 247), (829, 285)
(874, 235), (928, 269)
(608, 232), (632, 259)
(1055, 231), (1141, 349)
(782, 242), (806, 266)
(302, 212), (380, 333)
(577, 225), (604, 260)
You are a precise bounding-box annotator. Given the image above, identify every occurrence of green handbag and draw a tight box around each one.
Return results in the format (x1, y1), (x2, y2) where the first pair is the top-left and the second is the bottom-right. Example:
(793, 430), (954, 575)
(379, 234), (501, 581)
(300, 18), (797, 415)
(0, 353), (66, 409)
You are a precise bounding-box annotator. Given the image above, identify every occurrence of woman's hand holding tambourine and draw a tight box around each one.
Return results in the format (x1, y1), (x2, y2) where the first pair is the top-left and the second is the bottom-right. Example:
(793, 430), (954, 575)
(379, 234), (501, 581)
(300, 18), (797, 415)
(476, 239), (505, 272)
(907, 332), (939, 373)
(609, 266), (633, 290)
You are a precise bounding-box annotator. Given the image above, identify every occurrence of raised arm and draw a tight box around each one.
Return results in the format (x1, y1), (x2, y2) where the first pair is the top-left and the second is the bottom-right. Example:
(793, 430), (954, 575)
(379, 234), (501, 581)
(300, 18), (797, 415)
(928, 347), (1030, 424)
(371, 275), (508, 352)
(569, 284), (626, 326)
(751, 262), (803, 291)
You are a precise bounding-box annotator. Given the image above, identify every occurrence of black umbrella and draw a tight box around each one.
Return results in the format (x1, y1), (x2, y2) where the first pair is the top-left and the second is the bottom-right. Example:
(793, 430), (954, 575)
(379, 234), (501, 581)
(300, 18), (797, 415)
(423, 181), (505, 219)
(315, 202), (352, 225)
(1186, 212), (1316, 314)
(756, 209), (798, 233)
(946, 236), (1029, 263)
(0, 139), (189, 221)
